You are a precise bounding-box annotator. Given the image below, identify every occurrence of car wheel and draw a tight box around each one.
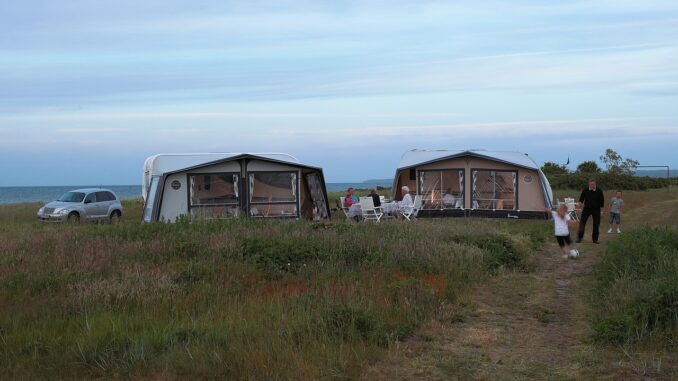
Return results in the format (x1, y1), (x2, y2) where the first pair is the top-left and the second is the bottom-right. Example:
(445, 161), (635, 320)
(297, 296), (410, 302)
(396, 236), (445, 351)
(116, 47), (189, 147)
(67, 212), (80, 223)
(109, 210), (121, 224)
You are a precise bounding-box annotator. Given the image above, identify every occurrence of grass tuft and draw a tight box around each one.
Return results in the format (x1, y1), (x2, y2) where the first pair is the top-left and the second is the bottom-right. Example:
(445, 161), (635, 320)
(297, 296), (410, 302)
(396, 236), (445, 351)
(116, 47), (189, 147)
(591, 227), (678, 346)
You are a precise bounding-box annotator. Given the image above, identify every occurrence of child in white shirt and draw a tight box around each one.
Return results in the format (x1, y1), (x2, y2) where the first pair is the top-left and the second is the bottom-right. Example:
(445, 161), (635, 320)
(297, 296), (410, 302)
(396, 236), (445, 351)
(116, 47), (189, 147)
(551, 204), (580, 259)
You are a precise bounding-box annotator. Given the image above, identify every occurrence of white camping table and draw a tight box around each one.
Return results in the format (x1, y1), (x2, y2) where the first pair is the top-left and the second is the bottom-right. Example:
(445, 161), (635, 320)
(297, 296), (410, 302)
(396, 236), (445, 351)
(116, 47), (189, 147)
(347, 201), (400, 218)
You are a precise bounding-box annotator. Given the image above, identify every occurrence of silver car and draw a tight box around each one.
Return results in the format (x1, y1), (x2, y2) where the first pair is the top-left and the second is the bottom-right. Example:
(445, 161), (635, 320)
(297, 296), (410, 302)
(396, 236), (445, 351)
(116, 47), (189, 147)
(37, 188), (124, 223)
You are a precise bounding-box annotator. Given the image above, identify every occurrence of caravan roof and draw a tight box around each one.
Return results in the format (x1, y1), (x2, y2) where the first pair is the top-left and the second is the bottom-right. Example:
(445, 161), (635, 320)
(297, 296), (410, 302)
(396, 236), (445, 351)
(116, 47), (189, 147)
(397, 149), (541, 171)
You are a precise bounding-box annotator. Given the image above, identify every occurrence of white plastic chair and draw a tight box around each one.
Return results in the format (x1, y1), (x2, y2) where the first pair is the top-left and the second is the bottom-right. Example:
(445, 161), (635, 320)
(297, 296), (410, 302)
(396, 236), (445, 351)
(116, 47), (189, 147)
(400, 195), (422, 221)
(360, 196), (383, 223)
(564, 197), (579, 221)
(338, 197), (351, 220)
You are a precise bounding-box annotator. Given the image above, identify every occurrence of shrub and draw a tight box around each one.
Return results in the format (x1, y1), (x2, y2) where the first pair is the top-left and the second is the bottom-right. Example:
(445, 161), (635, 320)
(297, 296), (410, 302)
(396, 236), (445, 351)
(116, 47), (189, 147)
(591, 227), (678, 346)
(241, 236), (328, 276)
(547, 172), (670, 191)
(445, 233), (530, 273)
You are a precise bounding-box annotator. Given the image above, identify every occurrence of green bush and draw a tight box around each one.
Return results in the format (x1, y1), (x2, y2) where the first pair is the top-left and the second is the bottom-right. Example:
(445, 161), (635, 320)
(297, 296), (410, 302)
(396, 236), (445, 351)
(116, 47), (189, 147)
(548, 172), (671, 191)
(592, 227), (678, 346)
(241, 235), (328, 276)
(445, 233), (530, 273)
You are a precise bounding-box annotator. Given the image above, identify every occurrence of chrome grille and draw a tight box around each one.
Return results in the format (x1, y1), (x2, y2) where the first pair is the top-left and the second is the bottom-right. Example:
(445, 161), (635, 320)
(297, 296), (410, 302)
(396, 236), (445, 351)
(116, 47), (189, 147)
(44, 207), (55, 214)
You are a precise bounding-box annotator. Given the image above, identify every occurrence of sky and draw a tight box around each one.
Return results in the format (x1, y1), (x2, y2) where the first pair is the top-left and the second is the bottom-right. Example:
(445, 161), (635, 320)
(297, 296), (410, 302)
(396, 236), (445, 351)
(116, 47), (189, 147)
(1, 0), (677, 186)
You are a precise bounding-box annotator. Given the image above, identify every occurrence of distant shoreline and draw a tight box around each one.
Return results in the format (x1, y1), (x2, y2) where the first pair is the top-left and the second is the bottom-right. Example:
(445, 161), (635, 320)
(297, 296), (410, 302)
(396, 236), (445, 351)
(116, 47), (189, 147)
(0, 181), (394, 205)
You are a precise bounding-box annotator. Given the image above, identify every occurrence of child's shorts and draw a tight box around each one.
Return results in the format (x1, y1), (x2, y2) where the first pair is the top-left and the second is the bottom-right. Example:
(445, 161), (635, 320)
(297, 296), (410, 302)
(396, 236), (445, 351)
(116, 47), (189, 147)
(556, 234), (572, 247)
(609, 212), (621, 224)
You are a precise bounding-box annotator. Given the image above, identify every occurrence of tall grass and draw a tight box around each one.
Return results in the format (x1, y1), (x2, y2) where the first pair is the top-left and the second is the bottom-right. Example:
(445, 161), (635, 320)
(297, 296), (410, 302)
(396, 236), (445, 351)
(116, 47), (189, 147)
(0, 201), (548, 379)
(591, 227), (678, 347)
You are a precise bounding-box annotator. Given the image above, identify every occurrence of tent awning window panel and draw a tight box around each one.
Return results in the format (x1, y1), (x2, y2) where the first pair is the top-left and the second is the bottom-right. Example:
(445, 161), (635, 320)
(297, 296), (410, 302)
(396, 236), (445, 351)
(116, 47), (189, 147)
(143, 176), (160, 222)
(417, 169), (464, 210)
(471, 170), (517, 210)
(189, 173), (239, 206)
(306, 173), (328, 219)
(248, 172), (299, 218)
(188, 173), (240, 219)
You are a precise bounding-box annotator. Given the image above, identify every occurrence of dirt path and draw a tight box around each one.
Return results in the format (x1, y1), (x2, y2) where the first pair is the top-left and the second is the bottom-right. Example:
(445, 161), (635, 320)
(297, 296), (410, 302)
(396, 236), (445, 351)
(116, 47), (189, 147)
(363, 239), (603, 381)
(363, 191), (677, 380)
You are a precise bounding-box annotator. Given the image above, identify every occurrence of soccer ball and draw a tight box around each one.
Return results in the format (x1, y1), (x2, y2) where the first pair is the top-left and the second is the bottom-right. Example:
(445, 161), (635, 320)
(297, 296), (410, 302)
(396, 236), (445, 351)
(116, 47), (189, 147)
(568, 248), (581, 259)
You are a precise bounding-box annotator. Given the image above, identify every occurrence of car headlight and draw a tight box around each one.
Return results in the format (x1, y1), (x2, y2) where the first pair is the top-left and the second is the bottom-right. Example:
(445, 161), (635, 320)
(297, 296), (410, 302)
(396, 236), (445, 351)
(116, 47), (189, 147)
(38, 207), (45, 214)
(55, 208), (71, 215)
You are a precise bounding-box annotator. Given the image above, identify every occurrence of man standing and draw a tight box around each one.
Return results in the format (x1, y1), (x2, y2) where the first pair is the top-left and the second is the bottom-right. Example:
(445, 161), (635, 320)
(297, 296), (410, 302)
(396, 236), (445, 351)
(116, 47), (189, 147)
(577, 179), (605, 244)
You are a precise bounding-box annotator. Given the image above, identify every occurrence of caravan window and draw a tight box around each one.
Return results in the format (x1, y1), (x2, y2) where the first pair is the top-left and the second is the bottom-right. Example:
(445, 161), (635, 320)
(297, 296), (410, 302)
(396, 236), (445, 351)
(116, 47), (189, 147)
(471, 170), (517, 210)
(189, 173), (239, 219)
(248, 172), (298, 218)
(418, 169), (464, 210)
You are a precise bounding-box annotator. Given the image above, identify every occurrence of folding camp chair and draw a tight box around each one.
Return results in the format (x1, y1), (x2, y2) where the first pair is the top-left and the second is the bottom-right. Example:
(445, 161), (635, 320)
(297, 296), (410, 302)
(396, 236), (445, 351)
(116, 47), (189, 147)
(338, 197), (352, 220)
(400, 195), (422, 221)
(360, 196), (383, 223)
(564, 197), (579, 221)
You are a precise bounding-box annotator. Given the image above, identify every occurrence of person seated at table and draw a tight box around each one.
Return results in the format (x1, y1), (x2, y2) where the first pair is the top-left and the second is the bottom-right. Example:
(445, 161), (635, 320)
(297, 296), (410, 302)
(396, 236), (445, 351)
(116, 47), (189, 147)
(369, 188), (381, 207)
(344, 187), (359, 207)
(443, 189), (456, 207)
(398, 186), (413, 210)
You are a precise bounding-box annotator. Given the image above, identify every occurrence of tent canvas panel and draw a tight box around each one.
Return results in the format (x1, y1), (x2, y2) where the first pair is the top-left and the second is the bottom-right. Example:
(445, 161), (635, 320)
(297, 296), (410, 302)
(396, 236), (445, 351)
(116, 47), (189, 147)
(515, 168), (548, 211)
(394, 171), (417, 201)
(247, 160), (298, 172)
(417, 156), (521, 171)
(159, 172), (189, 222)
(303, 171), (329, 220)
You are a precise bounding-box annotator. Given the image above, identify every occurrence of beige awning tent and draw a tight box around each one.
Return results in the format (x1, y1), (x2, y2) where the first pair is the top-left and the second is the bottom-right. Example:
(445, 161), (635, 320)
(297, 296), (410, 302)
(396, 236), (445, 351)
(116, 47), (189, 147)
(142, 153), (330, 222)
(391, 149), (553, 219)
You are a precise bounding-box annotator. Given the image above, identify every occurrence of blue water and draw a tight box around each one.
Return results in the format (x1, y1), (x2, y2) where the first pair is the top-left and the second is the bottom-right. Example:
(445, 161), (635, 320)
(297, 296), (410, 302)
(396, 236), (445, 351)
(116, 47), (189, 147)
(325, 181), (393, 193)
(0, 181), (393, 204)
(0, 186), (142, 205)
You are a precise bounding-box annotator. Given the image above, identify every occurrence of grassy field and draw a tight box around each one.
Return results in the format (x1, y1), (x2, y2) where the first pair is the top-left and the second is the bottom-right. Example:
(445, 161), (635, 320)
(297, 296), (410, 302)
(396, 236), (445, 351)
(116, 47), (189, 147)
(1, 189), (675, 380)
(0, 197), (551, 380)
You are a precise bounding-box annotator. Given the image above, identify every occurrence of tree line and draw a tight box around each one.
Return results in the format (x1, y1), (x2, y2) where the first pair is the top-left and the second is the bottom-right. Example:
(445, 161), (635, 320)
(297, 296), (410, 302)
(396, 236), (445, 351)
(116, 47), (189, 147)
(541, 149), (671, 190)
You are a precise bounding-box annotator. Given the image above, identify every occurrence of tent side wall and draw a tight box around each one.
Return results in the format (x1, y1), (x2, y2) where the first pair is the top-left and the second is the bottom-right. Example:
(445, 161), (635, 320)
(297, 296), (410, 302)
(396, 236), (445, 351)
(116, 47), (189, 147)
(392, 170), (417, 201)
(158, 172), (188, 222)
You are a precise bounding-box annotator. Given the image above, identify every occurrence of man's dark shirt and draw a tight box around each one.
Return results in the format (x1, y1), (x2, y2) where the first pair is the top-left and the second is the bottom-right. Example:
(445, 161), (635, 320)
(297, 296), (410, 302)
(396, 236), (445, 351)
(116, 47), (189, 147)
(371, 193), (381, 207)
(579, 187), (604, 210)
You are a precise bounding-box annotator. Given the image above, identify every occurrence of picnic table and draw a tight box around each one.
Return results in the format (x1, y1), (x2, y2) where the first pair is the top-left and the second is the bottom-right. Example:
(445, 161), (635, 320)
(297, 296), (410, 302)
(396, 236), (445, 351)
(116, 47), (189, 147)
(347, 201), (400, 218)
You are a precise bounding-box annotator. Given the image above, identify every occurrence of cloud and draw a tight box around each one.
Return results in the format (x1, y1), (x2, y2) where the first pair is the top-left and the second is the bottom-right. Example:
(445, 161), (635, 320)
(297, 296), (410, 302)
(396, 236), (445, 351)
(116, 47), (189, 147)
(58, 127), (129, 133)
(285, 117), (677, 141)
(0, 111), (462, 122)
(623, 81), (678, 96)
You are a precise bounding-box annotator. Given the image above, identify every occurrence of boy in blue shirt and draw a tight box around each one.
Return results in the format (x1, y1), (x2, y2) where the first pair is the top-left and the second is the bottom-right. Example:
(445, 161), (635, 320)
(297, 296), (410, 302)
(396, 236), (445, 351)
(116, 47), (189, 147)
(607, 191), (624, 233)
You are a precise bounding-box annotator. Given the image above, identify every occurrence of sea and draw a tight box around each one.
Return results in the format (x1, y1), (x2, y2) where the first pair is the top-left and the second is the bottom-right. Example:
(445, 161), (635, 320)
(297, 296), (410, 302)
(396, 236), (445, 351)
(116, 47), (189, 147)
(0, 181), (393, 205)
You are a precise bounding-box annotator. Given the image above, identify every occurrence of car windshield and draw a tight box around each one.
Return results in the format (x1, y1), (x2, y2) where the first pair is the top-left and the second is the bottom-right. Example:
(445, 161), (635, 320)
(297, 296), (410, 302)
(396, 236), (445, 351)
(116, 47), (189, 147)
(58, 192), (85, 202)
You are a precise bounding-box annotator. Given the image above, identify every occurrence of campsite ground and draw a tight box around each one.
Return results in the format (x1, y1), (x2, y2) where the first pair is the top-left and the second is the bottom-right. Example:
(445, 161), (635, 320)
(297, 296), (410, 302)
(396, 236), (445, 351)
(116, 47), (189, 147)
(0, 189), (675, 380)
(362, 188), (678, 380)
